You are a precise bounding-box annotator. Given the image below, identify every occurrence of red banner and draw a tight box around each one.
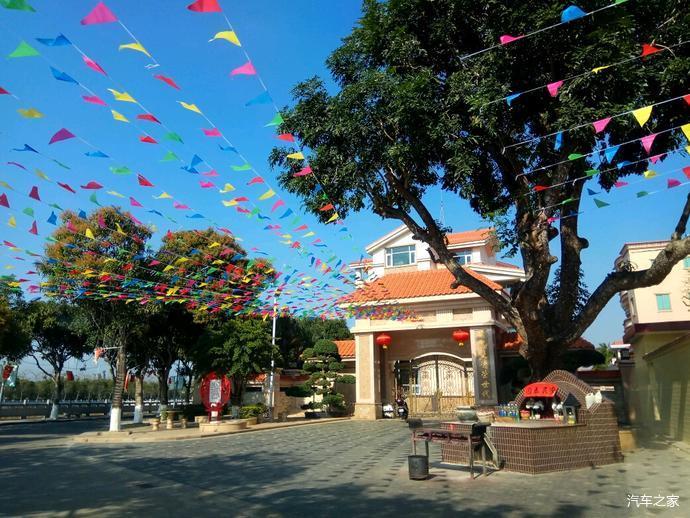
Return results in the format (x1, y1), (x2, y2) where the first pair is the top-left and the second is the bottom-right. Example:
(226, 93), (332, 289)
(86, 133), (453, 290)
(523, 382), (558, 398)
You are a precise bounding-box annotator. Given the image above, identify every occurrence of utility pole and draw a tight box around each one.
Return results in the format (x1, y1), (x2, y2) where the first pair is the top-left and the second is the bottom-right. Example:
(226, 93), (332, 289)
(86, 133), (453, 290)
(267, 296), (277, 421)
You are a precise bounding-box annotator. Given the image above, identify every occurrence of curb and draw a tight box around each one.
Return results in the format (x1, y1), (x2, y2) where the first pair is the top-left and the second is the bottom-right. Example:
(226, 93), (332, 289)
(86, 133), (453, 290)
(73, 417), (350, 444)
(0, 415), (111, 427)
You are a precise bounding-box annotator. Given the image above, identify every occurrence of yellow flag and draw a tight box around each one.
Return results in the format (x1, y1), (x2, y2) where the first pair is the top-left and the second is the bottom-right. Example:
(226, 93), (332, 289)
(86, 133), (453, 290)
(210, 30), (241, 46)
(208, 242), (221, 248)
(212, 260), (224, 265)
(17, 108), (43, 118)
(154, 191), (172, 199)
(219, 183), (235, 193)
(281, 234), (292, 239)
(107, 89), (137, 103)
(643, 170), (657, 179)
(107, 190), (125, 198)
(34, 169), (49, 181)
(0, 181), (12, 190)
(175, 257), (189, 264)
(259, 189), (276, 200)
(85, 228), (95, 239)
(7, 216), (16, 228)
(115, 223), (126, 235)
(163, 265), (174, 272)
(178, 101), (202, 115)
(632, 106), (652, 127)
(591, 65), (611, 74)
(681, 124), (690, 142)
(303, 231), (315, 237)
(111, 110), (129, 123)
(119, 42), (151, 57)
(326, 212), (339, 223)
(286, 152), (305, 160)
(222, 200), (238, 207)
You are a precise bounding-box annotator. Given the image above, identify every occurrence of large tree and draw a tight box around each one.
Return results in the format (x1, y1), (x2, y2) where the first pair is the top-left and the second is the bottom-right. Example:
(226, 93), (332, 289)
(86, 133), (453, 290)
(271, 0), (690, 378)
(0, 277), (31, 364)
(26, 301), (88, 419)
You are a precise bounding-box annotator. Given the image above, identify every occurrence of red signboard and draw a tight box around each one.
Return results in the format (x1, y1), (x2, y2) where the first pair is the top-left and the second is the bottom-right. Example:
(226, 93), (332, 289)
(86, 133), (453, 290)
(200, 372), (231, 417)
(523, 382), (558, 398)
(2, 364), (13, 381)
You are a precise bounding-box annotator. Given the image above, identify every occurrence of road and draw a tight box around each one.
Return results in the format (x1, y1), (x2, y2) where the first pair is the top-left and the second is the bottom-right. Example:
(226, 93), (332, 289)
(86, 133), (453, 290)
(0, 419), (688, 517)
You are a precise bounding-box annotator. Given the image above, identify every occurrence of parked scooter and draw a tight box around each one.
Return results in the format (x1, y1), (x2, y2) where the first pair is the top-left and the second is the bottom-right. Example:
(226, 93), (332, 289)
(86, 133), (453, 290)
(395, 396), (409, 420)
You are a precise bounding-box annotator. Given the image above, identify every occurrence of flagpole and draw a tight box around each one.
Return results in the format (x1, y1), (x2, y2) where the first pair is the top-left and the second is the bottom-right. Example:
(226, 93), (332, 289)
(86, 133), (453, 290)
(268, 296), (277, 421)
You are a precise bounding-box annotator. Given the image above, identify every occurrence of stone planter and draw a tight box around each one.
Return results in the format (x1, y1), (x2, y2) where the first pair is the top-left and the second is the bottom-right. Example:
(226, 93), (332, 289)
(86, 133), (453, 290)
(199, 419), (249, 436)
(194, 415), (209, 424)
(150, 418), (160, 431)
(245, 417), (258, 426)
(180, 417), (188, 429)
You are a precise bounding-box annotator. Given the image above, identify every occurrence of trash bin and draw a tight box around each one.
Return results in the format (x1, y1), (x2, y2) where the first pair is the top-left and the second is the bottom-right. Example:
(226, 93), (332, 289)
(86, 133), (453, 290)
(408, 455), (429, 480)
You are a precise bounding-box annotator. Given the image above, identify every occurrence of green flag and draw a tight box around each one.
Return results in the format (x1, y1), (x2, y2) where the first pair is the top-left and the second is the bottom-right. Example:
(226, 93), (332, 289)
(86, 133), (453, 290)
(265, 113), (284, 127)
(636, 191), (649, 198)
(160, 151), (179, 162)
(8, 40), (39, 58)
(164, 132), (183, 143)
(110, 166), (131, 175)
(231, 163), (251, 171)
(567, 153), (585, 161)
(593, 198), (609, 208)
(22, 207), (34, 217)
(1, 0), (36, 12)
(89, 193), (100, 205)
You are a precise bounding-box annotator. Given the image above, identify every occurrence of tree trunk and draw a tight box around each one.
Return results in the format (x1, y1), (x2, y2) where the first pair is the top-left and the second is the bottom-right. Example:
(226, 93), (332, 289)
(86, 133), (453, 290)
(132, 373), (144, 424)
(184, 377), (192, 405)
(49, 373), (63, 420)
(109, 344), (126, 432)
(230, 377), (245, 408)
(157, 368), (170, 414)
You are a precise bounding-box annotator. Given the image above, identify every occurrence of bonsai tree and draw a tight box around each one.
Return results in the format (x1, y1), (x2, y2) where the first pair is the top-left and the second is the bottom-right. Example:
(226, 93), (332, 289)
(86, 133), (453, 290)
(301, 339), (355, 414)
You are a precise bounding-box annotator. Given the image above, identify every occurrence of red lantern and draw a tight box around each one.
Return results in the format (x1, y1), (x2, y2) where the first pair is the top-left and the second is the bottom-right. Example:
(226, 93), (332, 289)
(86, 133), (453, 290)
(452, 329), (470, 346)
(376, 333), (392, 349)
(65, 371), (74, 381)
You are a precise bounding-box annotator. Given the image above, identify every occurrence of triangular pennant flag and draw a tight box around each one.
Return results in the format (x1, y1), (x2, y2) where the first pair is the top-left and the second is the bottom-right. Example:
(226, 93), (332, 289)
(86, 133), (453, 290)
(81, 2), (117, 25)
(199, 181), (215, 188)
(279, 209), (294, 219)
(593, 198), (609, 208)
(648, 153), (665, 164)
(137, 174), (154, 187)
(640, 133), (657, 154)
(232, 164), (252, 171)
(287, 152), (305, 160)
(499, 34), (523, 45)
(85, 150), (108, 158)
(106, 191), (123, 198)
(632, 106), (652, 127)
(230, 61), (256, 76)
(22, 207), (34, 217)
(165, 132), (183, 143)
(0, 194), (9, 208)
(119, 42), (151, 58)
(36, 35), (71, 46)
(245, 91), (272, 106)
(614, 181), (628, 188)
(319, 203), (335, 211)
(586, 188), (599, 196)
(683, 167), (690, 180)
(643, 170), (657, 179)
(265, 113), (284, 127)
(271, 199), (285, 212)
(80, 181), (102, 190)
(187, 0), (221, 12)
(259, 189), (276, 200)
(593, 117), (611, 133)
(82, 55), (106, 75)
(567, 153), (585, 160)
(137, 113), (160, 123)
(603, 145), (620, 163)
(129, 196), (143, 207)
(326, 213), (340, 223)
(154, 74), (180, 90)
(641, 43), (662, 57)
(554, 132), (563, 151)
(160, 151), (178, 162)
(2, 0), (36, 12)
(154, 191), (173, 199)
(57, 182), (75, 193)
(50, 67), (78, 84)
(546, 80), (564, 97)
(28, 186), (39, 200)
(49, 128), (75, 144)
(178, 101), (202, 114)
(681, 124), (690, 142)
(7, 216), (16, 228)
(668, 178), (681, 188)
(17, 108), (43, 118)
(111, 110), (129, 122)
(82, 95), (106, 106)
(107, 89), (136, 103)
(277, 133), (295, 142)
(28, 220), (37, 235)
(505, 93), (521, 106)
(219, 183), (235, 193)
(636, 191), (649, 198)
(47, 211), (57, 225)
(139, 135), (157, 144)
(85, 228), (95, 239)
(8, 41), (39, 58)
(247, 176), (264, 185)
(561, 5), (587, 23)
(89, 193), (101, 205)
(210, 30), (240, 46)
(294, 166), (313, 177)
(202, 128), (222, 137)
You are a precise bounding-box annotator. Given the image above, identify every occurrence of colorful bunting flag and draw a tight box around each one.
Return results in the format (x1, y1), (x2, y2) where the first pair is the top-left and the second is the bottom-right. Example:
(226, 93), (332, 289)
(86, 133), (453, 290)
(546, 80), (563, 97)
(287, 152), (305, 160)
(560, 5), (586, 23)
(277, 133), (295, 142)
(265, 113), (284, 127)
(82, 55), (107, 75)
(36, 34), (71, 46)
(593, 198), (609, 208)
(137, 174), (153, 187)
(593, 117), (611, 133)
(246, 91), (272, 106)
(81, 2), (118, 25)
(17, 108), (43, 118)
(210, 30), (240, 46)
(85, 228), (95, 239)
(178, 101), (202, 114)
(219, 183), (235, 193)
(28, 186), (40, 200)
(1, 0), (36, 12)
(682, 124), (690, 142)
(259, 189), (276, 200)
(139, 135), (157, 144)
(187, 0), (221, 12)
(640, 133), (657, 154)
(554, 132), (562, 151)
(129, 197), (143, 207)
(668, 178), (681, 188)
(230, 61), (257, 76)
(505, 93), (521, 106)
(232, 164), (252, 172)
(499, 34), (523, 45)
(641, 43), (662, 58)
(294, 166), (312, 177)
(83, 95), (106, 106)
(50, 67), (78, 84)
(202, 128), (222, 137)
(7, 216), (16, 228)
(108, 89), (136, 103)
(154, 74), (180, 90)
(81, 181), (103, 189)
(48, 128), (75, 144)
(137, 113), (160, 123)
(632, 106), (652, 127)
(119, 42), (151, 58)
(111, 110), (129, 122)
(8, 41), (39, 58)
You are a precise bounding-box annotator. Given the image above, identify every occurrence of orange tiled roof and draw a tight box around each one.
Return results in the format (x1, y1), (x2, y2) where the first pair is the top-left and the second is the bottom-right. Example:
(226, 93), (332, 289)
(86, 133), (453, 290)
(341, 268), (502, 303)
(447, 228), (493, 245)
(334, 339), (355, 359)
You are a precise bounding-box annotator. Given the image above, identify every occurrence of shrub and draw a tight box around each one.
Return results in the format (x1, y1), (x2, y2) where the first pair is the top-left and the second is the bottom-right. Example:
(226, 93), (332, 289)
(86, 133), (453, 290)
(181, 404), (206, 420)
(239, 403), (267, 419)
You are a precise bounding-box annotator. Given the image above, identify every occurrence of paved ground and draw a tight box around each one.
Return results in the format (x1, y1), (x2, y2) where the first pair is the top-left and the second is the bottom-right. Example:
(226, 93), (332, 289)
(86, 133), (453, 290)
(0, 419), (688, 517)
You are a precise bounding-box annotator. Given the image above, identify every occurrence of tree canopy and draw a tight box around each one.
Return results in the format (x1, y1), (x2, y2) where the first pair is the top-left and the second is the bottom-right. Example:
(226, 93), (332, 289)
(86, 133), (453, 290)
(271, 0), (690, 377)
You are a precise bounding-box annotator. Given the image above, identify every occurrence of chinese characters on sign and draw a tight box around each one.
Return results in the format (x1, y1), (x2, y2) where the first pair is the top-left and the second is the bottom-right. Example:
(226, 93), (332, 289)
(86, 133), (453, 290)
(627, 494), (679, 508)
(473, 329), (492, 402)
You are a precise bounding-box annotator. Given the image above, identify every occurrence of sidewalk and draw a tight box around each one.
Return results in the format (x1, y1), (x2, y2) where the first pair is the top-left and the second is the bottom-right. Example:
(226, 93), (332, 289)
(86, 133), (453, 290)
(73, 416), (349, 443)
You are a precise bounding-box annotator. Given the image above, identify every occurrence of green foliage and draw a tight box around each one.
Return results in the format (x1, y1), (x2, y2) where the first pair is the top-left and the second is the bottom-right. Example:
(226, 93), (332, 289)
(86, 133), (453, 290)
(276, 316), (351, 368)
(594, 343), (615, 369)
(285, 383), (313, 398)
(0, 279), (31, 363)
(239, 403), (267, 419)
(338, 374), (356, 385)
(299, 339), (349, 412)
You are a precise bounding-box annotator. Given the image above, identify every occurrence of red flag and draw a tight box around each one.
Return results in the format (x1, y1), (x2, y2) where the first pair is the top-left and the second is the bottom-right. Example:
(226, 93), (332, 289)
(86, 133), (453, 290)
(82, 95), (106, 106)
(57, 182), (76, 193)
(137, 174), (154, 187)
(668, 178), (681, 188)
(0, 87), (10, 95)
(641, 43), (662, 57)
(0, 193), (9, 208)
(247, 177), (264, 185)
(319, 203), (335, 211)
(154, 74), (180, 90)
(29, 186), (40, 200)
(683, 167), (690, 180)
(139, 135), (157, 144)
(187, 0), (221, 12)
(684, 95), (690, 106)
(81, 181), (103, 189)
(137, 113), (160, 123)
(277, 133), (295, 142)
(29, 221), (38, 235)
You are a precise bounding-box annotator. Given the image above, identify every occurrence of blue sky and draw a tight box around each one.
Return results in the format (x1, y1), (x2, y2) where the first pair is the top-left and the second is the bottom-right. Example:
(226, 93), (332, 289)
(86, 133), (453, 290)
(1, 0), (687, 371)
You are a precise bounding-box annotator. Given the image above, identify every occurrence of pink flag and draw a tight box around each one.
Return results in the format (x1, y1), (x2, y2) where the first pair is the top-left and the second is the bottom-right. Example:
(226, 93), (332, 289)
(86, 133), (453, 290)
(247, 177), (264, 185)
(294, 166), (312, 177)
(187, 0), (221, 12)
(0, 194), (9, 208)
(57, 182), (76, 193)
(98, 215), (106, 228)
(199, 181), (215, 188)
(154, 74), (180, 90)
(49, 128), (75, 144)
(29, 221), (38, 235)
(593, 117), (611, 134)
(271, 199), (285, 212)
(202, 170), (218, 177)
(137, 114), (160, 123)
(81, 2), (118, 25)
(83, 55), (106, 75)
(202, 128), (222, 137)
(81, 181), (103, 189)
(649, 153), (666, 164)
(547, 81), (564, 97)
(129, 197), (143, 207)
(173, 202), (189, 209)
(236, 207), (250, 214)
(294, 224), (308, 231)
(230, 61), (257, 76)
(29, 186), (40, 200)
(0, 87), (10, 95)
(82, 95), (106, 106)
(668, 178), (681, 188)
(640, 133), (657, 154)
(614, 181), (628, 188)
(500, 34), (523, 45)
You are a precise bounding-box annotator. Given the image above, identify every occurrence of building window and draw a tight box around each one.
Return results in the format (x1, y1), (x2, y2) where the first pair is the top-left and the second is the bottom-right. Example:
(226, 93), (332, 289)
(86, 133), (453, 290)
(454, 249), (473, 265)
(683, 257), (690, 268)
(385, 245), (416, 267)
(656, 294), (671, 312)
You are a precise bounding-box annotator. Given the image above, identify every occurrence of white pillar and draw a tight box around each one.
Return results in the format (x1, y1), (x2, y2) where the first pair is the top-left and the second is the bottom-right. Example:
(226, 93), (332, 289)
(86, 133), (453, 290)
(132, 404), (143, 424)
(353, 333), (381, 419)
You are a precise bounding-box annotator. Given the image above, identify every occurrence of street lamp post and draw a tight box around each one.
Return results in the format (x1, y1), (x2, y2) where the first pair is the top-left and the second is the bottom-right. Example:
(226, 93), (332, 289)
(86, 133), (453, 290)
(267, 296), (277, 421)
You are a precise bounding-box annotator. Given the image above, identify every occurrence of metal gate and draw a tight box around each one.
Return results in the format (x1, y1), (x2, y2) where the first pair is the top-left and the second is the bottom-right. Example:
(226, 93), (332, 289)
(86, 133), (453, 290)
(402, 356), (474, 416)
